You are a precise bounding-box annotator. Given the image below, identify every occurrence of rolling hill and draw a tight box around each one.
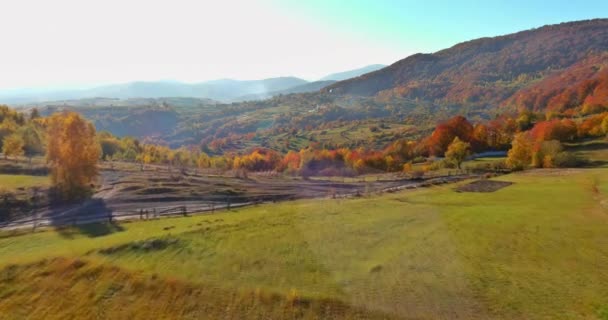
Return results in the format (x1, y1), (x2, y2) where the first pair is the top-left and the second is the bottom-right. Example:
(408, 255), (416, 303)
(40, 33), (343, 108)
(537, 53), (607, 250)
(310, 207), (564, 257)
(324, 19), (608, 111)
(320, 64), (386, 81)
(0, 78), (309, 104)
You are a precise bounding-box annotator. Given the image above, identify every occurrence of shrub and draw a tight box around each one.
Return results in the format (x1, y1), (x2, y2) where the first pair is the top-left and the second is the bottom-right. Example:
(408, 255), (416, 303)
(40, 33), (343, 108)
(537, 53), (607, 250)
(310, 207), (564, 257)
(412, 156), (427, 164)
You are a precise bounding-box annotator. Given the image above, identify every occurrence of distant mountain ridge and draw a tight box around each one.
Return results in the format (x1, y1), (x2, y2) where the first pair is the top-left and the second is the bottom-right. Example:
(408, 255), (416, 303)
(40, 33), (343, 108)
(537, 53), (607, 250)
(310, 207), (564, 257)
(0, 65), (385, 105)
(324, 19), (608, 111)
(320, 64), (386, 81)
(0, 77), (308, 104)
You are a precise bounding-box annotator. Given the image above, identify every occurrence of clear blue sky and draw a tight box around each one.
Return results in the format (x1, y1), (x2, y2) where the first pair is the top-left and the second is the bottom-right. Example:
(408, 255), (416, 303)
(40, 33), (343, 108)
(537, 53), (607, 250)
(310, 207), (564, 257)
(0, 0), (606, 90)
(277, 0), (608, 52)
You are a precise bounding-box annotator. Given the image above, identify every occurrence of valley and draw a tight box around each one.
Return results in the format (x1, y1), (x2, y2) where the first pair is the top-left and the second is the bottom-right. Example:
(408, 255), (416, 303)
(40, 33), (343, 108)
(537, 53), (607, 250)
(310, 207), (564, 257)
(0, 15), (607, 320)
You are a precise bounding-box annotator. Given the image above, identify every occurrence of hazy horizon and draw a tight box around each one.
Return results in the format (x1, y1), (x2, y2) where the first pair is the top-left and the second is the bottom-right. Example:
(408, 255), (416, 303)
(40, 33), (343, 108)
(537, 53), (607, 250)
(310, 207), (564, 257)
(1, 0), (606, 91)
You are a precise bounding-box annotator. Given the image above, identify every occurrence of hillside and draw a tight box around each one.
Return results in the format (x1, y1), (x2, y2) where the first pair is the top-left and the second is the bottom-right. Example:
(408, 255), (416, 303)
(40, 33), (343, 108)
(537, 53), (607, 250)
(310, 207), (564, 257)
(320, 64), (386, 81)
(506, 53), (608, 112)
(324, 19), (608, 110)
(235, 80), (337, 101)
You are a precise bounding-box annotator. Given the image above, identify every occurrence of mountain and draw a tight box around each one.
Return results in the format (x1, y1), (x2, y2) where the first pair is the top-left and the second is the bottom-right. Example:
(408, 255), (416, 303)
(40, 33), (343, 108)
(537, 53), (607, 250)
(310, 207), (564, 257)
(0, 65), (390, 105)
(319, 64), (386, 81)
(235, 80), (337, 101)
(506, 53), (608, 112)
(232, 65), (388, 101)
(0, 77), (308, 104)
(324, 19), (608, 111)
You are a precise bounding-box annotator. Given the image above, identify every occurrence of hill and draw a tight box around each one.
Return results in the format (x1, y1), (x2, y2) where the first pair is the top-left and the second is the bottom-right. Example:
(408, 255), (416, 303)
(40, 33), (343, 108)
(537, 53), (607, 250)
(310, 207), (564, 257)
(505, 53), (608, 112)
(324, 19), (608, 110)
(235, 80), (337, 101)
(0, 77), (309, 104)
(319, 64), (386, 81)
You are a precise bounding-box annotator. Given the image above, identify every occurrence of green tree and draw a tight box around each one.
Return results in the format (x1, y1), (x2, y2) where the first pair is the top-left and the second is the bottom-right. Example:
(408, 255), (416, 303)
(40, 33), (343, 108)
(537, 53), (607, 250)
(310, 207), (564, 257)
(19, 125), (45, 161)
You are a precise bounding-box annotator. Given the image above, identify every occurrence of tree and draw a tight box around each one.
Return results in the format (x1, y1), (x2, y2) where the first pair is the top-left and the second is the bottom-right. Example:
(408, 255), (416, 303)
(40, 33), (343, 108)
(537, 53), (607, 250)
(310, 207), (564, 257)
(46, 112), (100, 200)
(2, 134), (24, 160)
(196, 152), (211, 170)
(19, 125), (45, 161)
(99, 135), (121, 161)
(445, 137), (470, 169)
(428, 116), (474, 155)
(532, 140), (563, 168)
(29, 108), (40, 121)
(602, 116), (608, 135)
(506, 133), (532, 170)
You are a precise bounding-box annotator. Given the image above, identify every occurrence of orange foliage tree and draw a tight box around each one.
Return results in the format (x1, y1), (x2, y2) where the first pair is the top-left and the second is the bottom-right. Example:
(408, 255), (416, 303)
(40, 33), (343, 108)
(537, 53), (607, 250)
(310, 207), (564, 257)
(46, 112), (100, 200)
(427, 116), (474, 156)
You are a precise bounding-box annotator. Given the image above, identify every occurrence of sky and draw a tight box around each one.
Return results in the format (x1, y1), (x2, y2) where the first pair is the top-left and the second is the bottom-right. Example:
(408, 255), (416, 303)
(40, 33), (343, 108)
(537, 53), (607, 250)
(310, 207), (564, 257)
(0, 0), (606, 90)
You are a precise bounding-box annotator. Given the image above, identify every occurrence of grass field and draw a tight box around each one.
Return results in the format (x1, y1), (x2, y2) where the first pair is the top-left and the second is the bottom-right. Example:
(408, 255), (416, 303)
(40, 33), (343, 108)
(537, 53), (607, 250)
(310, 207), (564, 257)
(0, 174), (49, 191)
(566, 138), (608, 168)
(1, 169), (608, 319)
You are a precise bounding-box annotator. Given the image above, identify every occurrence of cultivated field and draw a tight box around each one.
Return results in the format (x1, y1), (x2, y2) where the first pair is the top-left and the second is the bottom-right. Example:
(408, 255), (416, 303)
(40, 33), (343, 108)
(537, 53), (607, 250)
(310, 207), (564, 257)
(1, 167), (607, 319)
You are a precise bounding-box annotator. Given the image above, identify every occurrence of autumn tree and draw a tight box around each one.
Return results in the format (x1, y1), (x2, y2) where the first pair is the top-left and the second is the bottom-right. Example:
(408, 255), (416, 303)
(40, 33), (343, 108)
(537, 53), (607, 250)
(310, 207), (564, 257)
(531, 140), (563, 168)
(445, 137), (470, 169)
(2, 133), (24, 160)
(196, 152), (211, 171)
(506, 133), (532, 170)
(427, 116), (474, 156)
(46, 112), (100, 200)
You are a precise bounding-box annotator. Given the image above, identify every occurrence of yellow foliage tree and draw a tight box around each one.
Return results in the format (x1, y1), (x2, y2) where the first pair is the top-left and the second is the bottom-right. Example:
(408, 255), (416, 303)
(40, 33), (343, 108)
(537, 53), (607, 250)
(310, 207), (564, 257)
(506, 133), (532, 170)
(2, 133), (25, 160)
(46, 112), (100, 200)
(445, 137), (471, 169)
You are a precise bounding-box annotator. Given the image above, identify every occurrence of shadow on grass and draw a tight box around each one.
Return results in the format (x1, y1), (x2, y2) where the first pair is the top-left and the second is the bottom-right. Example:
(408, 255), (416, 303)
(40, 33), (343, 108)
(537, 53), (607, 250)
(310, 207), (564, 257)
(583, 159), (608, 168)
(49, 198), (125, 239)
(565, 140), (608, 151)
(57, 221), (125, 239)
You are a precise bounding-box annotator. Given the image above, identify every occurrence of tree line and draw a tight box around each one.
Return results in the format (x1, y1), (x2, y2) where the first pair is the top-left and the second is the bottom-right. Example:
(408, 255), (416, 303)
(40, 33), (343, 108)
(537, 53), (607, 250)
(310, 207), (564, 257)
(2, 104), (607, 201)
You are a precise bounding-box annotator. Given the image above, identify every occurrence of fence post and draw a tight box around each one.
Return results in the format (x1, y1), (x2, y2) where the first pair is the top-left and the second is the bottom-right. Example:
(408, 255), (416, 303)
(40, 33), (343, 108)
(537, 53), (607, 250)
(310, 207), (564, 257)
(32, 215), (38, 233)
(182, 206), (187, 217)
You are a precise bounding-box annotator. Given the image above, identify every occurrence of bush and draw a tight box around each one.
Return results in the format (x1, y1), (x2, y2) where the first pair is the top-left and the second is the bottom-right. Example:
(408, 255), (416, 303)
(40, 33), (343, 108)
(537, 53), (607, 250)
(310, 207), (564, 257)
(412, 156), (426, 164)
(429, 159), (455, 170)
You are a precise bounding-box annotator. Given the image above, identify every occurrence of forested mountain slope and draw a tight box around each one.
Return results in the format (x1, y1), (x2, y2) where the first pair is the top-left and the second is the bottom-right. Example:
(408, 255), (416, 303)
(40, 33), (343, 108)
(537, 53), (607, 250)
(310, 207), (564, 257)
(324, 19), (608, 110)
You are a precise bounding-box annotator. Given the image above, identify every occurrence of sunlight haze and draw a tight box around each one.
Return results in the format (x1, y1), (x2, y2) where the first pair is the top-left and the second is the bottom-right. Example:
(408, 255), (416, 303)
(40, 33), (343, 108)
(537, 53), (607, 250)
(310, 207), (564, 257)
(0, 0), (606, 90)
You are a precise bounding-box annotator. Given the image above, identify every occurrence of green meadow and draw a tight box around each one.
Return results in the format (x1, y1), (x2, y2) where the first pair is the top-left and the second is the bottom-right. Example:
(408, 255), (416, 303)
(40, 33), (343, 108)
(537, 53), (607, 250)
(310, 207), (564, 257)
(1, 168), (607, 319)
(0, 174), (49, 191)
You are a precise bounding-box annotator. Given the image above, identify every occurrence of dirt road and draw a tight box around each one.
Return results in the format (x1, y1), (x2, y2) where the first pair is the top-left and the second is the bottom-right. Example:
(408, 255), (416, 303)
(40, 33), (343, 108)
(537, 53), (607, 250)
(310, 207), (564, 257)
(1, 169), (476, 231)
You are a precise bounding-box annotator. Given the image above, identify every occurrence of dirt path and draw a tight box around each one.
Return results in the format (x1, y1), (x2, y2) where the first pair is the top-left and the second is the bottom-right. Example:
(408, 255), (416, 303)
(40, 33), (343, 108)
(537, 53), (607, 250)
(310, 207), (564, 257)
(0, 170), (478, 231)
